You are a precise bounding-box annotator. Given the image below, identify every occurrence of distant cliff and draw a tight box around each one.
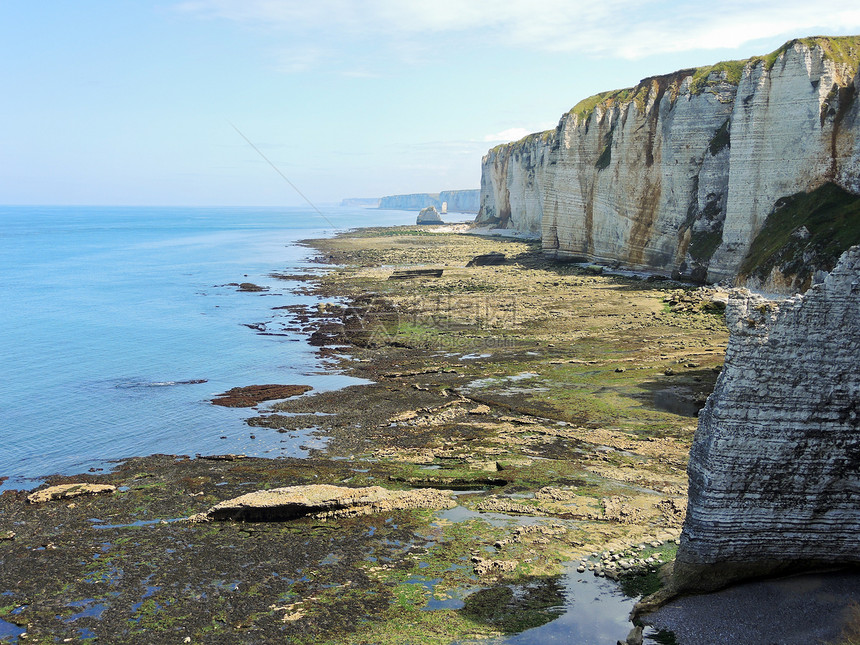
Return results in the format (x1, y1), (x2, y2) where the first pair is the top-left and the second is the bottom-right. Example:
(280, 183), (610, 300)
(478, 36), (860, 291)
(340, 198), (380, 208)
(379, 193), (441, 211)
(671, 245), (860, 592)
(379, 190), (480, 213)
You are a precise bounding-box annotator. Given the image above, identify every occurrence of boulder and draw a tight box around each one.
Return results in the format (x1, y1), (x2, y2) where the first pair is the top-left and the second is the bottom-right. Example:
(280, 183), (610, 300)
(190, 484), (456, 522)
(27, 483), (116, 504)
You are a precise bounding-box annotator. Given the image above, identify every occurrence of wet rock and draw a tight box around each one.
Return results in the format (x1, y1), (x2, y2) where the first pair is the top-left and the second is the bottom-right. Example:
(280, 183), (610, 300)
(198, 454), (247, 461)
(190, 484), (456, 522)
(211, 384), (312, 407)
(619, 625), (643, 645)
(471, 556), (517, 577)
(237, 282), (267, 292)
(476, 497), (536, 515)
(27, 483), (116, 504)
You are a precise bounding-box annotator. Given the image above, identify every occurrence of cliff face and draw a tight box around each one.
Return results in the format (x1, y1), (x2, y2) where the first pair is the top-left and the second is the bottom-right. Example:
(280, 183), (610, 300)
(379, 190), (480, 213)
(379, 193), (441, 211)
(439, 190), (480, 213)
(478, 37), (860, 289)
(672, 245), (860, 592)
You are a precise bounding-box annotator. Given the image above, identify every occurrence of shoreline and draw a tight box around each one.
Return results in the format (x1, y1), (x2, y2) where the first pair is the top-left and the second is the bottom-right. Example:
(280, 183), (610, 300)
(0, 224), (736, 643)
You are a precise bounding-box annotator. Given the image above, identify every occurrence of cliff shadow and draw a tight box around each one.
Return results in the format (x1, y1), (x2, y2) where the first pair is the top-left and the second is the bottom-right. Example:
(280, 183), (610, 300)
(635, 368), (720, 423)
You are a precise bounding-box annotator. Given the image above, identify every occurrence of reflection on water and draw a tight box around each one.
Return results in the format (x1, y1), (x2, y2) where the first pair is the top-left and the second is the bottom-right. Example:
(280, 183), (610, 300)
(0, 616), (23, 641)
(454, 567), (639, 645)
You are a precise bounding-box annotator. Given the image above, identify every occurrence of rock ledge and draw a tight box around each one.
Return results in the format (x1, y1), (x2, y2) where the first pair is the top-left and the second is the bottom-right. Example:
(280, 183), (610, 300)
(190, 484), (457, 522)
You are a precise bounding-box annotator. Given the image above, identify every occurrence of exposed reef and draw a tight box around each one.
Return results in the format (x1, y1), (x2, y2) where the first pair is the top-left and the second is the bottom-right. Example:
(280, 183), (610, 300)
(673, 245), (860, 593)
(478, 36), (860, 291)
(211, 384), (313, 407)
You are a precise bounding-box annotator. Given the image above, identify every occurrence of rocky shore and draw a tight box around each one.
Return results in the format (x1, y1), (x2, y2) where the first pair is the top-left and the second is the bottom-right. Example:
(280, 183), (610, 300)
(0, 225), (743, 643)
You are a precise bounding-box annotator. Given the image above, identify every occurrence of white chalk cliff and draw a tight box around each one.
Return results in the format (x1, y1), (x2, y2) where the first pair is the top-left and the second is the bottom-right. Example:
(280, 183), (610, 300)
(478, 37), (860, 291)
(672, 245), (860, 592)
(379, 190), (480, 213)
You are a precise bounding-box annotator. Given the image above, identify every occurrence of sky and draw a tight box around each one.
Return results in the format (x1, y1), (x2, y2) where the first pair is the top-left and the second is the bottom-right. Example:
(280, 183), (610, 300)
(2, 1), (860, 207)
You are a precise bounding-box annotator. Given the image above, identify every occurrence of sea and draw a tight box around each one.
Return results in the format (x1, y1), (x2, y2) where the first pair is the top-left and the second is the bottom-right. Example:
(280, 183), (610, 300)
(0, 205), (436, 491)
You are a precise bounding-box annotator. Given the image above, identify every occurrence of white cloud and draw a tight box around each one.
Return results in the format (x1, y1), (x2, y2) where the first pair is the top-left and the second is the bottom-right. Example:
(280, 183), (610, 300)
(175, 0), (860, 59)
(270, 47), (329, 74)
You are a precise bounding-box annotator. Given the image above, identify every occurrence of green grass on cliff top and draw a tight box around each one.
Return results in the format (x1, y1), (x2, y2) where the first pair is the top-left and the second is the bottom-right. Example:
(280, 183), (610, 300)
(488, 35), (860, 154)
(567, 35), (860, 122)
(488, 128), (556, 156)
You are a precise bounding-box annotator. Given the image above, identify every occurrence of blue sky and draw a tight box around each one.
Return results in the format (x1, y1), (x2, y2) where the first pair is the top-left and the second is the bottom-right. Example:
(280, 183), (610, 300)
(3, 1), (860, 206)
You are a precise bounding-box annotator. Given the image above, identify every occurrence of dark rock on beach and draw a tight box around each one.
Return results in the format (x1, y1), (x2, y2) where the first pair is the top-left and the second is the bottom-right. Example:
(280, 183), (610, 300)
(237, 282), (268, 292)
(466, 251), (506, 267)
(211, 384), (313, 407)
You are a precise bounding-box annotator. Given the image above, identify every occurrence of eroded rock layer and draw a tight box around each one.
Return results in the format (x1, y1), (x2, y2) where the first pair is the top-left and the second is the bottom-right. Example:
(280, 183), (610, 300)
(673, 246), (860, 592)
(478, 37), (860, 290)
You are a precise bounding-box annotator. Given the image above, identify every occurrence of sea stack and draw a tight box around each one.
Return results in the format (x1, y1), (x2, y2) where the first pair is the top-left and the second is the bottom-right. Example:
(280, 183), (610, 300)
(416, 205), (443, 225)
(673, 245), (860, 592)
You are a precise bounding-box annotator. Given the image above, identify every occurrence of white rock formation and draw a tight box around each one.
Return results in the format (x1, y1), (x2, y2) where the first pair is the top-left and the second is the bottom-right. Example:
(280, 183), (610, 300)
(673, 245), (860, 592)
(478, 37), (860, 288)
(416, 205), (444, 224)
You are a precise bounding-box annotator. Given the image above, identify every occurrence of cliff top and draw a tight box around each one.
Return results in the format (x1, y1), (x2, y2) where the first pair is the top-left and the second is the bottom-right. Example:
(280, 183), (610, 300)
(484, 35), (860, 158)
(487, 128), (555, 155)
(568, 35), (860, 122)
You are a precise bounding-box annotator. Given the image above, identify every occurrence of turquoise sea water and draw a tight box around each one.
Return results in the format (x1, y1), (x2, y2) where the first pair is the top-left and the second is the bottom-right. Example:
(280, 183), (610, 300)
(0, 205), (424, 489)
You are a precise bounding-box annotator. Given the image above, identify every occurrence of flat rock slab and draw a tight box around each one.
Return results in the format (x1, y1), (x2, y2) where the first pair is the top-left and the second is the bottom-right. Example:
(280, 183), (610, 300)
(27, 483), (116, 504)
(388, 268), (444, 280)
(211, 384), (313, 407)
(191, 484), (457, 522)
